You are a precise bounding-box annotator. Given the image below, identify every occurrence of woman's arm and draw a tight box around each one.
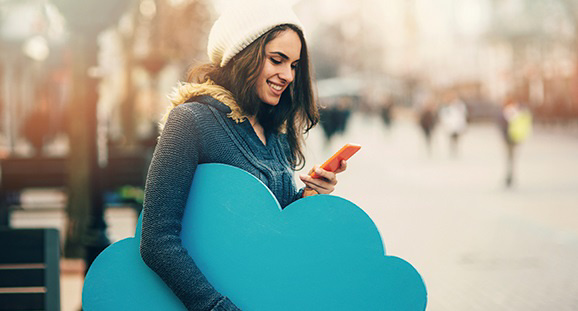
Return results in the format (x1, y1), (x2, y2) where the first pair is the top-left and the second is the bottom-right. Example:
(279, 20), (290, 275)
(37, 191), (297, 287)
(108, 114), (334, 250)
(140, 104), (240, 311)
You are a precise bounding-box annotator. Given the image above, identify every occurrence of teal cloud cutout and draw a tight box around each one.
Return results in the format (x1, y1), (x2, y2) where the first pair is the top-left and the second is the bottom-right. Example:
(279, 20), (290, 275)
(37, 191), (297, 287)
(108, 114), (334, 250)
(83, 164), (427, 310)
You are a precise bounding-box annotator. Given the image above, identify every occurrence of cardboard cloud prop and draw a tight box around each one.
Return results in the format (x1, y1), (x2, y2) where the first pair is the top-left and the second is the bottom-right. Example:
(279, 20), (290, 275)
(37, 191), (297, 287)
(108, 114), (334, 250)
(83, 164), (427, 310)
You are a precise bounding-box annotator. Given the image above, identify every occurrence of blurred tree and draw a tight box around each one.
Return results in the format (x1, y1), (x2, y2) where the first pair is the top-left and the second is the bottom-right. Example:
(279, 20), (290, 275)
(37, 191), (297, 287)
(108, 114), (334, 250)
(51, 0), (132, 263)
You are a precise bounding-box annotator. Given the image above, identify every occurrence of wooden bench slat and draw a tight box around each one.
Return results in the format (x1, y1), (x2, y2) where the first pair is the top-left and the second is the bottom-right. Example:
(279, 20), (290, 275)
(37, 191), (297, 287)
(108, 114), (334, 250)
(0, 292), (45, 310)
(0, 269), (45, 287)
(0, 230), (45, 263)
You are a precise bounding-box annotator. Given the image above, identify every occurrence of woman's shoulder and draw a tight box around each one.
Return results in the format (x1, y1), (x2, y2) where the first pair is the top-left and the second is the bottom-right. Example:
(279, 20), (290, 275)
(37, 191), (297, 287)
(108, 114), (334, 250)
(162, 102), (216, 133)
(167, 100), (218, 123)
(172, 100), (211, 115)
(175, 96), (232, 115)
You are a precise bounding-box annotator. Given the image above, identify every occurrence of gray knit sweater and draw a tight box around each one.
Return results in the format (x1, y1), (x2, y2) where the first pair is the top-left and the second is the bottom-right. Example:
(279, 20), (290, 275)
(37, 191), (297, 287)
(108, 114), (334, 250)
(140, 95), (303, 310)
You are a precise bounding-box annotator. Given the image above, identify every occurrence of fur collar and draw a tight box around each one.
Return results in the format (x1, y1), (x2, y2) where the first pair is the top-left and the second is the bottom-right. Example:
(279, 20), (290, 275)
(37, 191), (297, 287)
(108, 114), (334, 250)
(161, 79), (247, 129)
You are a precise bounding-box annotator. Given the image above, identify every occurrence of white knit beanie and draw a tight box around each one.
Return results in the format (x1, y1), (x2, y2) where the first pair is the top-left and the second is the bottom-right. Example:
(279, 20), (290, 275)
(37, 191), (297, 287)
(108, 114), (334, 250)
(207, 0), (305, 67)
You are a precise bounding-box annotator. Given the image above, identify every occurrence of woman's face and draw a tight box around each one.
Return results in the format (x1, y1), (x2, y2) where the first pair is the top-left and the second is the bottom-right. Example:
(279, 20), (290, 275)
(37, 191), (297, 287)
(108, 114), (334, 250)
(256, 29), (302, 106)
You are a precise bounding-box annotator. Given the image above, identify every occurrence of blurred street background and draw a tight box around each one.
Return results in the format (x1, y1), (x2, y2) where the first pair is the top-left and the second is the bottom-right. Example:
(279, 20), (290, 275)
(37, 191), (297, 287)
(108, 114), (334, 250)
(1, 0), (577, 310)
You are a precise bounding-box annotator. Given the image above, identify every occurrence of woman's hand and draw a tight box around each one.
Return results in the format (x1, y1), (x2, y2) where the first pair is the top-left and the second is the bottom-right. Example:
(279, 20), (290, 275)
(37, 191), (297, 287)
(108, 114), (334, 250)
(300, 160), (347, 197)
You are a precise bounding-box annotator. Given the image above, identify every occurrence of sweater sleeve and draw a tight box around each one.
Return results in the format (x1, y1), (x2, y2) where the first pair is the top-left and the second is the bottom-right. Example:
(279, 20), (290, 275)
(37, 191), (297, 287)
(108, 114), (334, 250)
(292, 187), (305, 203)
(139, 104), (241, 311)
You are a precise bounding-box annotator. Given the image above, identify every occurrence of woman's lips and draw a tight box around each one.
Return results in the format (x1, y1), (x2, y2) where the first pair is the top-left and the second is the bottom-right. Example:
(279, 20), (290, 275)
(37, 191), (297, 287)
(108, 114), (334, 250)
(267, 81), (284, 96)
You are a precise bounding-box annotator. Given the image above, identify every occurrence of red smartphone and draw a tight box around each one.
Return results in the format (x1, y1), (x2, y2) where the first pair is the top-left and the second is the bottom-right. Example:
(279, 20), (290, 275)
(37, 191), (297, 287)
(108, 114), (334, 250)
(309, 143), (361, 179)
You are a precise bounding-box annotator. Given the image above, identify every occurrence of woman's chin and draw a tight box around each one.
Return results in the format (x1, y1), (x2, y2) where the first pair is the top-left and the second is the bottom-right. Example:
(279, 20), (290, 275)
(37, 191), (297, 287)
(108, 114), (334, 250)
(260, 97), (280, 107)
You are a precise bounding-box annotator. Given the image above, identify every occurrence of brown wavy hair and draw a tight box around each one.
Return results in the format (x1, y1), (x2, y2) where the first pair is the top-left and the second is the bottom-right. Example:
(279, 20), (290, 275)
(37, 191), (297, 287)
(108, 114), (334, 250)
(186, 24), (318, 170)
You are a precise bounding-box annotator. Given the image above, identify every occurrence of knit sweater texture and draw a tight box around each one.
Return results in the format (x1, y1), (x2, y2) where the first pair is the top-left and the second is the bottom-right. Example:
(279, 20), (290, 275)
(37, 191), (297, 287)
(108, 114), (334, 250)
(140, 94), (303, 310)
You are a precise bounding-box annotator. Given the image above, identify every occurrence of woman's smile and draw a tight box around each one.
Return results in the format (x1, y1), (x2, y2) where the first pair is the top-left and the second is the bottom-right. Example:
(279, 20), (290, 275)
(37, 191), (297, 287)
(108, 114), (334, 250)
(267, 80), (285, 95)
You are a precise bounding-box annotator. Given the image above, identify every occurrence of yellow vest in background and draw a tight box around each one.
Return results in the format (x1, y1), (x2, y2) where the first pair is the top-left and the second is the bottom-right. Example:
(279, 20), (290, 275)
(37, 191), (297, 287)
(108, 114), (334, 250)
(508, 110), (532, 143)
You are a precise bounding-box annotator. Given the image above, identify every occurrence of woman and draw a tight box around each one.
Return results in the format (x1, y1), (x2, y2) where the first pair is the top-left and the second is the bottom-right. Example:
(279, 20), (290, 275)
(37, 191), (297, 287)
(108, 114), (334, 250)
(140, 1), (347, 310)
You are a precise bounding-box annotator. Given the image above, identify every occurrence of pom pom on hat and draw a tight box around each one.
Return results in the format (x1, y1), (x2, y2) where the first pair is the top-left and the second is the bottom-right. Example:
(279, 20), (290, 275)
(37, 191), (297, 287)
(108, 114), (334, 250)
(207, 0), (304, 67)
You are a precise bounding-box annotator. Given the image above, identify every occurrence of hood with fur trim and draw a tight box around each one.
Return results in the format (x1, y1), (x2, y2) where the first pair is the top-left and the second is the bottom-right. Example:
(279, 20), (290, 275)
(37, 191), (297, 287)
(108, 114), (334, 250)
(160, 79), (248, 130)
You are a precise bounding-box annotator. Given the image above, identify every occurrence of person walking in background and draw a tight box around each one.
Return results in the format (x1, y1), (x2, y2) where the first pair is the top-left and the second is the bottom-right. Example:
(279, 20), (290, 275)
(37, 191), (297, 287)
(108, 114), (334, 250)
(499, 95), (532, 187)
(439, 92), (468, 157)
(318, 97), (352, 144)
(380, 96), (394, 130)
(139, 1), (348, 310)
(417, 96), (438, 156)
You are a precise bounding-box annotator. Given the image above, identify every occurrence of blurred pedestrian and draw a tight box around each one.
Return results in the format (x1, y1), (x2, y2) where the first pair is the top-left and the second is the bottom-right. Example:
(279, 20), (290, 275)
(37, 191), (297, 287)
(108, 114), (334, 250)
(418, 97), (438, 156)
(335, 97), (352, 135)
(319, 97), (352, 143)
(439, 92), (468, 157)
(499, 95), (532, 187)
(380, 96), (394, 130)
(319, 103), (339, 142)
(139, 1), (348, 310)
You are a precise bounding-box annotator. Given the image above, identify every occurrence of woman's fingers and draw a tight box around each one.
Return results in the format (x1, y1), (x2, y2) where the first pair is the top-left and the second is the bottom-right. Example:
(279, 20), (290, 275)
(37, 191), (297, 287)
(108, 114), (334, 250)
(334, 160), (348, 174)
(300, 161), (348, 196)
(299, 173), (334, 194)
(311, 167), (337, 185)
(299, 174), (329, 191)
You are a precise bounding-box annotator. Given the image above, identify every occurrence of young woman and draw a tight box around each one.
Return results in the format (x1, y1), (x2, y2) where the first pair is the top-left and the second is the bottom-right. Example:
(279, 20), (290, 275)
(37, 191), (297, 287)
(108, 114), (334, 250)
(140, 1), (347, 310)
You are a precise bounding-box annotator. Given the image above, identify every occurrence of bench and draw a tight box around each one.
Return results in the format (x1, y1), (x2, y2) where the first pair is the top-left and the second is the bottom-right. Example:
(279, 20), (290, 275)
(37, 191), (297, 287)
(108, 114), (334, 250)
(0, 153), (149, 226)
(0, 228), (60, 311)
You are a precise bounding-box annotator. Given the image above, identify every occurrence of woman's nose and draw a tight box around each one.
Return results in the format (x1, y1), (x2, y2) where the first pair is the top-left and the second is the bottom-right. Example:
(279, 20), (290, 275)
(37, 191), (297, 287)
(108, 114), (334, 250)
(278, 64), (294, 83)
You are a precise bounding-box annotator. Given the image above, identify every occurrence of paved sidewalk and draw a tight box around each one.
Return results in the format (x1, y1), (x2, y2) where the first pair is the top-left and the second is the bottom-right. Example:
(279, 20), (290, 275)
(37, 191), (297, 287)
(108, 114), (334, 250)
(298, 112), (578, 310)
(61, 259), (84, 311)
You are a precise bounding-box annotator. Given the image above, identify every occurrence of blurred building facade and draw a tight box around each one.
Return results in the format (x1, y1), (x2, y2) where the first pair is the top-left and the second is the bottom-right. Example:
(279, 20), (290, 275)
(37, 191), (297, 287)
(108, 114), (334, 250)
(295, 0), (578, 121)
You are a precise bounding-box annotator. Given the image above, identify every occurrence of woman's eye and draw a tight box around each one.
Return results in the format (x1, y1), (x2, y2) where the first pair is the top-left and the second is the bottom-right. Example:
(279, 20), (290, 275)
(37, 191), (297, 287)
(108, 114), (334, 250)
(291, 63), (298, 69)
(270, 58), (281, 64)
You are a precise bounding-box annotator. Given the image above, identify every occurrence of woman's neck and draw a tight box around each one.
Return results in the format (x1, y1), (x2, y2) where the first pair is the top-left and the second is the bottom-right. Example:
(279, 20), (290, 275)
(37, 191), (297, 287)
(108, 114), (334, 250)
(248, 116), (267, 145)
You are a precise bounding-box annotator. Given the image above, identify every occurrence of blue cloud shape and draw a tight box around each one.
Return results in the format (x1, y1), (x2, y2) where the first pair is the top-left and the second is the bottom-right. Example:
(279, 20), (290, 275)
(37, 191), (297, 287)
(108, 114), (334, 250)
(83, 164), (427, 310)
